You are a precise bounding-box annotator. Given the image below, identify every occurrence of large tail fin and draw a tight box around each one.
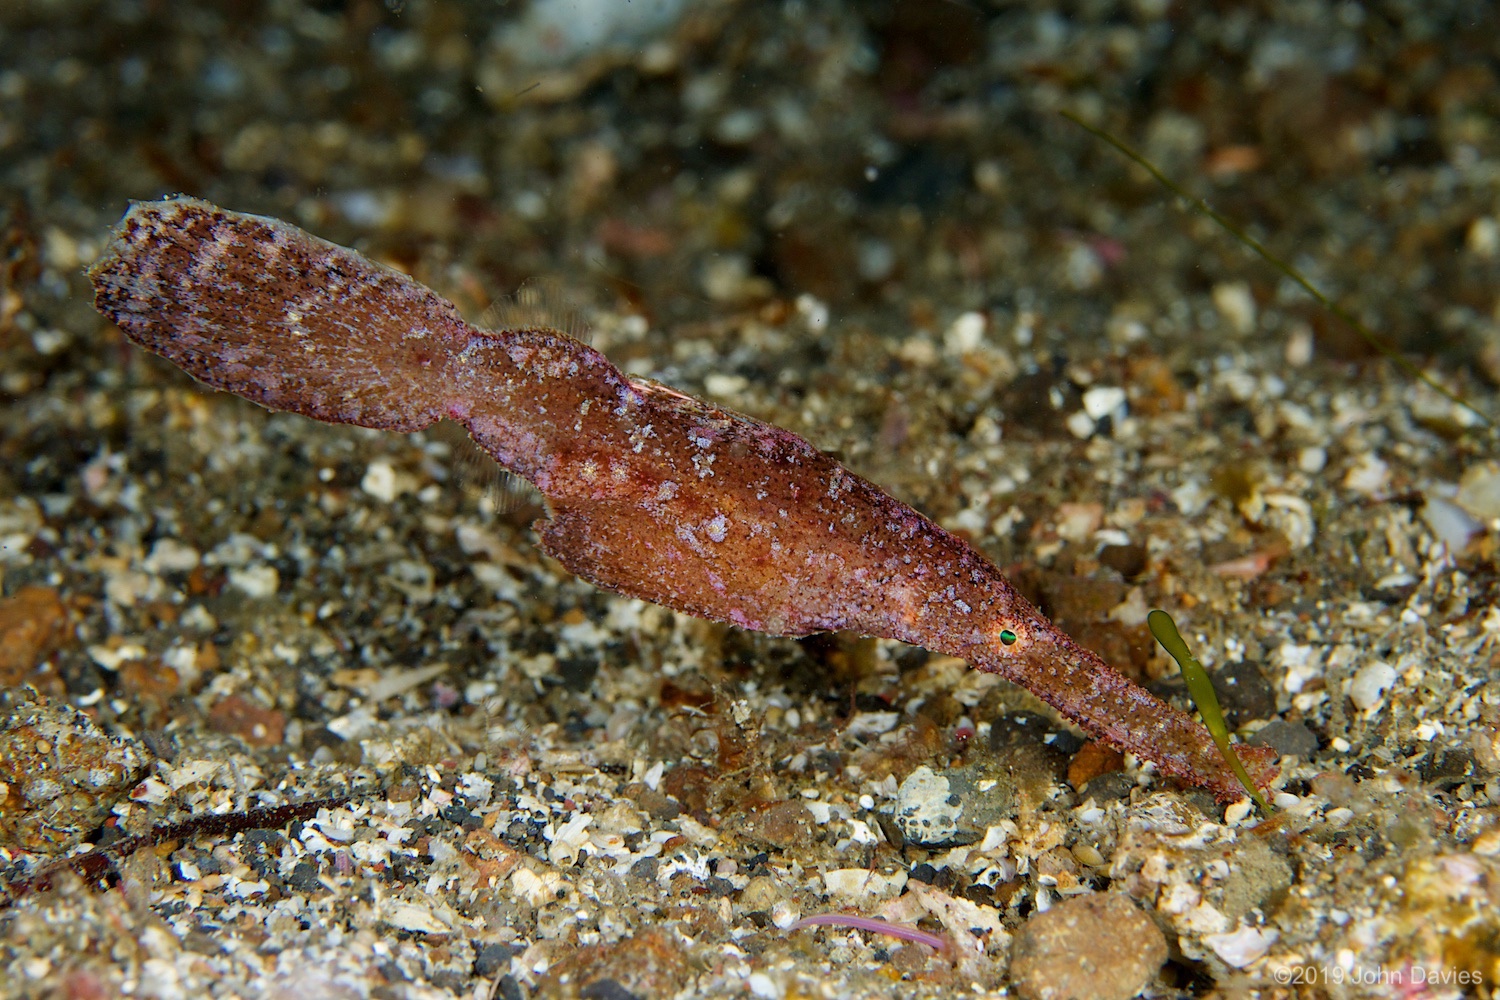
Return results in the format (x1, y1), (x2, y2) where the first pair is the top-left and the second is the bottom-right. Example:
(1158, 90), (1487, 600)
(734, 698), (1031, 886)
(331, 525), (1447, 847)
(90, 197), (472, 432)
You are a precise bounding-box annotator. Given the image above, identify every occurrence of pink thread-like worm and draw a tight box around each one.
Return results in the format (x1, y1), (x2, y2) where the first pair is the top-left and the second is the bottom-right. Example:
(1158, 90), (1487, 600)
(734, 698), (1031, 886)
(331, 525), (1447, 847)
(788, 913), (950, 953)
(88, 197), (1277, 801)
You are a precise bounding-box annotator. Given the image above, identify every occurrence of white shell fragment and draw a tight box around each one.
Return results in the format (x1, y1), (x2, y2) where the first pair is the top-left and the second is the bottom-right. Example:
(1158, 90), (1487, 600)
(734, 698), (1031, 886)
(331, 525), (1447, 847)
(821, 868), (908, 901)
(380, 900), (453, 935)
(1456, 462), (1500, 519)
(1082, 385), (1127, 422)
(1212, 281), (1257, 334)
(1348, 661), (1397, 712)
(1203, 924), (1278, 968)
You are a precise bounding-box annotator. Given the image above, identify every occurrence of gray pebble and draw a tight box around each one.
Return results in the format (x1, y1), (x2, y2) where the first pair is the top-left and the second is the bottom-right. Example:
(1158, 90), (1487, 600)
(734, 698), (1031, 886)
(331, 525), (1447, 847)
(891, 762), (1017, 846)
(1248, 719), (1319, 758)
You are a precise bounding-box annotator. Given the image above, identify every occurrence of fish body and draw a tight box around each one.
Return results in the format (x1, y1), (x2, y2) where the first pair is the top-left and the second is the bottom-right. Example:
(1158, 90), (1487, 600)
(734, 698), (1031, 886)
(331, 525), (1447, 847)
(91, 197), (1277, 801)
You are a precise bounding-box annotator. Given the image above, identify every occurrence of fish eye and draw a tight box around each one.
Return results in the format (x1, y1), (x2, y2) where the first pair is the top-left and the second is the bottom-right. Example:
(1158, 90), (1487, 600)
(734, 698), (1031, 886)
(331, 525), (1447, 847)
(999, 629), (1018, 646)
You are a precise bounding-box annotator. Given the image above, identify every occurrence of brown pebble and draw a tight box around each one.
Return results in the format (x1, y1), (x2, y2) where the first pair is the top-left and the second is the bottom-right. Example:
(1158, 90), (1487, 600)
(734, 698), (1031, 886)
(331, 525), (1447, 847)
(187, 564), (229, 597)
(738, 800), (815, 850)
(0, 585), (70, 688)
(1123, 356), (1186, 416)
(1068, 741), (1126, 791)
(207, 694), (286, 747)
(1097, 542), (1148, 579)
(621, 781), (681, 821)
(659, 763), (713, 815)
(142, 600), (179, 627)
(117, 659), (183, 723)
(386, 779), (420, 803)
(889, 941), (930, 973)
(1009, 893), (1167, 1000)
(738, 874), (784, 912)
(1034, 573), (1125, 625)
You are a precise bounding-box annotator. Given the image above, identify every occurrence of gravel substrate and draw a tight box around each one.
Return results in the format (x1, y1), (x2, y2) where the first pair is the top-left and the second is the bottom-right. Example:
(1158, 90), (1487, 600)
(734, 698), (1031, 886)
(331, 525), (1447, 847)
(2, 1), (1499, 998)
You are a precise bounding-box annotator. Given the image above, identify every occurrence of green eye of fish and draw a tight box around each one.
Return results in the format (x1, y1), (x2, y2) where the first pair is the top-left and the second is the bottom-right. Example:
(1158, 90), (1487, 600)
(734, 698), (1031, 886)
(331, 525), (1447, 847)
(999, 629), (1018, 646)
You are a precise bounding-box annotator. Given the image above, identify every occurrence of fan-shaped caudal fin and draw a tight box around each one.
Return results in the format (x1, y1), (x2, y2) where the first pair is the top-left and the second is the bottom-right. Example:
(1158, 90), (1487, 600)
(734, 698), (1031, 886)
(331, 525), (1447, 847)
(90, 196), (473, 432)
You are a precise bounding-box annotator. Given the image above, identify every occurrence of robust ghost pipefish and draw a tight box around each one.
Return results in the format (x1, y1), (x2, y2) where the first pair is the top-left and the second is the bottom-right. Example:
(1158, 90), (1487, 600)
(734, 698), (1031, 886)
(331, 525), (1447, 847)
(89, 197), (1278, 802)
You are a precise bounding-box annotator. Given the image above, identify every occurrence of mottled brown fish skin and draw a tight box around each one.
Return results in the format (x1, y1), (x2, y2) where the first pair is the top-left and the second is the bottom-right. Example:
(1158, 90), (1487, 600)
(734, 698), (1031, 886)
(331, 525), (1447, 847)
(90, 197), (1277, 801)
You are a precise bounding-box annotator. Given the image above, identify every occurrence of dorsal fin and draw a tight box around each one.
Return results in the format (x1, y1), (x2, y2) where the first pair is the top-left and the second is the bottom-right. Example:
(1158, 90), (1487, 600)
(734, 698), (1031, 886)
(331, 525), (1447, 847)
(481, 277), (591, 343)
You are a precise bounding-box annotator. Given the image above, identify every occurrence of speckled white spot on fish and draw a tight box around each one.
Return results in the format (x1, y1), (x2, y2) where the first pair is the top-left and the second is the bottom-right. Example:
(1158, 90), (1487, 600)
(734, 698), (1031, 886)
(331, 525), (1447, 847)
(655, 480), (678, 502)
(706, 513), (728, 542)
(954, 598), (971, 613)
(192, 226), (235, 278)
